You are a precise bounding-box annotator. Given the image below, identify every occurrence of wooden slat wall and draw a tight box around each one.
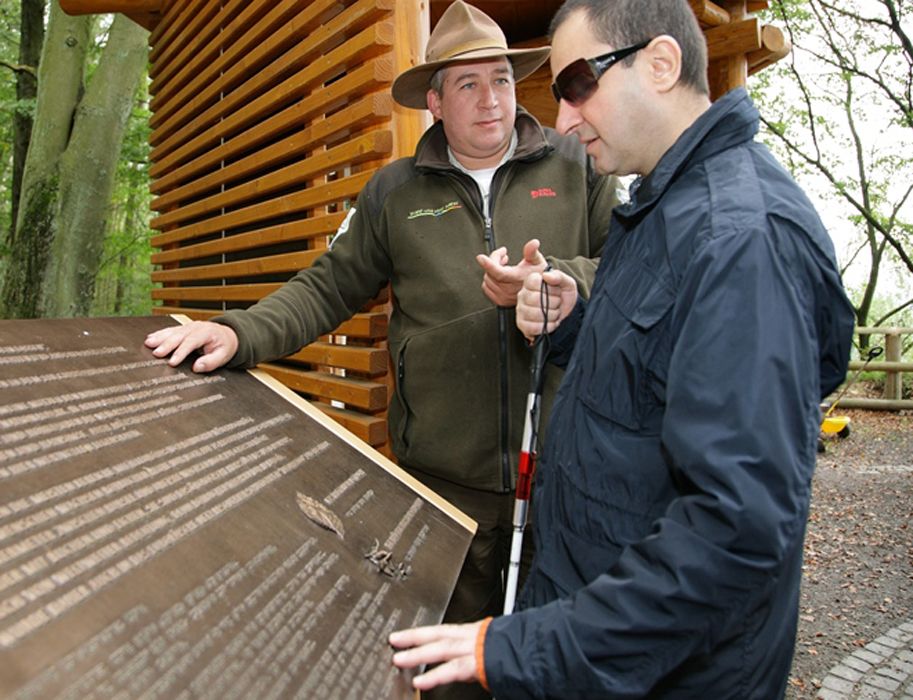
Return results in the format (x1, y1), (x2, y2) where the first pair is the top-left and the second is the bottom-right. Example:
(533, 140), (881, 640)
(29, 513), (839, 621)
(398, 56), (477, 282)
(148, 0), (398, 454)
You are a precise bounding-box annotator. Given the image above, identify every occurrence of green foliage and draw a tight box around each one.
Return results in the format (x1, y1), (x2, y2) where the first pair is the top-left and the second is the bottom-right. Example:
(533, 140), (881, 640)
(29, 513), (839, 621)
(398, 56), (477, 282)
(751, 0), (913, 327)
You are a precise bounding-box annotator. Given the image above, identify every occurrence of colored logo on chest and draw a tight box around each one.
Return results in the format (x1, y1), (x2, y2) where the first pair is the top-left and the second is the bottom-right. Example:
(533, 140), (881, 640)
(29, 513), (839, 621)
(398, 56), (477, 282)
(407, 201), (463, 220)
(531, 188), (557, 199)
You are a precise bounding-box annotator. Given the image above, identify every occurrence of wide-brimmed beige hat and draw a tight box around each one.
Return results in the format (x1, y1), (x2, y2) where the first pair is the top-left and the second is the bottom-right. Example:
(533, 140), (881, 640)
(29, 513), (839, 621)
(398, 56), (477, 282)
(392, 0), (550, 109)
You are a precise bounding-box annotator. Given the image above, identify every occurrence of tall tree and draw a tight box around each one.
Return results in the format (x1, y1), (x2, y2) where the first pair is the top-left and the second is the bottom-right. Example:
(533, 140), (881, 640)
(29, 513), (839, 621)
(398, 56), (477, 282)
(10, 0), (45, 242)
(754, 0), (912, 328)
(0, 6), (148, 318)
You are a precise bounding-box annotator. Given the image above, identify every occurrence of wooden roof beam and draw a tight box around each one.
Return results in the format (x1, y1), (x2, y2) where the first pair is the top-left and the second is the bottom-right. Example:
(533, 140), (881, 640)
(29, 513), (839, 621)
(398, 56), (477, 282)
(59, 0), (163, 30)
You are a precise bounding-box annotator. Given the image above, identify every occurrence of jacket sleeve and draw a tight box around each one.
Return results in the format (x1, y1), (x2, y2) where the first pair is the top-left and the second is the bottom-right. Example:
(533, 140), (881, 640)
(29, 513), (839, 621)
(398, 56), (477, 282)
(483, 220), (852, 698)
(215, 187), (393, 368)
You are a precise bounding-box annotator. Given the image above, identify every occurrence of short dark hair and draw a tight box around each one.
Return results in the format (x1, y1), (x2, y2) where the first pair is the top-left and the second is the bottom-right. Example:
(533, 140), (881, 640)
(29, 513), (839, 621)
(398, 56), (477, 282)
(549, 0), (709, 95)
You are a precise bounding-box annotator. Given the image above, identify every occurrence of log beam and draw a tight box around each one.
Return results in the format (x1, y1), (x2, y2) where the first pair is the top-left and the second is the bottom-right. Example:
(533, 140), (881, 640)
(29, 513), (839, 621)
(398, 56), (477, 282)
(747, 24), (791, 75)
(59, 0), (162, 14)
(689, 0), (730, 28)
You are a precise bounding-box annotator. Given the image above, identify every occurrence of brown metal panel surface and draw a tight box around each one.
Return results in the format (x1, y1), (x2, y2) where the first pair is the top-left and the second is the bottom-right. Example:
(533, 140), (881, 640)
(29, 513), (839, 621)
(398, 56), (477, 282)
(0, 316), (473, 698)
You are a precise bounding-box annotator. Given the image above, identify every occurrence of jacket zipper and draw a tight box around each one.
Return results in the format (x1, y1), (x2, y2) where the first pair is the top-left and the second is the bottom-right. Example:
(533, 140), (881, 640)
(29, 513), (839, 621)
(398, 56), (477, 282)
(486, 168), (512, 494)
(451, 168), (514, 493)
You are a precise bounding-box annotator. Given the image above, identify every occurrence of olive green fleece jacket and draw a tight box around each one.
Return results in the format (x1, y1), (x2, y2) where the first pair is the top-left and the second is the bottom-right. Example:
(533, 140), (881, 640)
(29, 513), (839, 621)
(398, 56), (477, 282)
(216, 109), (619, 492)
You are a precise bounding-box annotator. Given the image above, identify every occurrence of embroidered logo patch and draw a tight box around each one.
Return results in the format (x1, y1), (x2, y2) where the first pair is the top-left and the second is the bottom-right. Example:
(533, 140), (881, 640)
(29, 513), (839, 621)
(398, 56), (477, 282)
(407, 201), (462, 220)
(531, 188), (557, 199)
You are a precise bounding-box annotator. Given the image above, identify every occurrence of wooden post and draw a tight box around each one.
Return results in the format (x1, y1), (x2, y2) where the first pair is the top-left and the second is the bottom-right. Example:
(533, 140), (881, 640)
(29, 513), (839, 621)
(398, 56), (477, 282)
(884, 330), (902, 400)
(708, 0), (750, 100)
(392, 0), (431, 158)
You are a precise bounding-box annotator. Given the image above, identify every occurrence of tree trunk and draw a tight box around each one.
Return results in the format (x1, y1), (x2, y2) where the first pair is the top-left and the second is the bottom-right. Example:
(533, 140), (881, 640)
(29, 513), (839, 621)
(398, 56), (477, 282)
(42, 14), (149, 317)
(0, 5), (90, 318)
(10, 0), (47, 244)
(0, 6), (149, 319)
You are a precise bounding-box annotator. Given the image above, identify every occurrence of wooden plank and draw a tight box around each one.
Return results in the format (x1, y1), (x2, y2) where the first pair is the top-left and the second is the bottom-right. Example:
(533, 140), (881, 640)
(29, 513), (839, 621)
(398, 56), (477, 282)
(151, 130), (392, 229)
(393, 0), (431, 156)
(150, 0), (393, 147)
(287, 342), (389, 375)
(150, 20), (395, 173)
(148, 0), (190, 48)
(258, 363), (388, 411)
(151, 251), (322, 284)
(150, 307), (389, 341)
(705, 17), (761, 62)
(150, 0), (299, 105)
(150, 0), (342, 130)
(150, 171), (373, 247)
(149, 2), (224, 85)
(314, 403), (388, 446)
(151, 67), (393, 192)
(149, 0), (208, 69)
(151, 283), (283, 302)
(151, 213), (346, 265)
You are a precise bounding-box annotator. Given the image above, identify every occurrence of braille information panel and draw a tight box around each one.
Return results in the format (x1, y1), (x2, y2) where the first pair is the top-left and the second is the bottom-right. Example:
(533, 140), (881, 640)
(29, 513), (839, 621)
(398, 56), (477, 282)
(0, 316), (474, 699)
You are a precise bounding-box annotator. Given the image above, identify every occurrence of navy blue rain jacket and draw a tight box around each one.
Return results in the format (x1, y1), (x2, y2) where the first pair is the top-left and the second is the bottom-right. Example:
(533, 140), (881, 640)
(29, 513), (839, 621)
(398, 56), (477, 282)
(483, 88), (855, 699)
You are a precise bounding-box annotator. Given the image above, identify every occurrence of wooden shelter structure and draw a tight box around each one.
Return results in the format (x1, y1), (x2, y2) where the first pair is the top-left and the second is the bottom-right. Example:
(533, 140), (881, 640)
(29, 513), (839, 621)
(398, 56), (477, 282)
(59, 0), (790, 457)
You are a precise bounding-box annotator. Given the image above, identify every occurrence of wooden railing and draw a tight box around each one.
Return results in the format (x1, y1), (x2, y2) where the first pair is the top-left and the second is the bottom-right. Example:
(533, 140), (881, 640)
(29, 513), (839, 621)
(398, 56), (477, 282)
(831, 327), (913, 410)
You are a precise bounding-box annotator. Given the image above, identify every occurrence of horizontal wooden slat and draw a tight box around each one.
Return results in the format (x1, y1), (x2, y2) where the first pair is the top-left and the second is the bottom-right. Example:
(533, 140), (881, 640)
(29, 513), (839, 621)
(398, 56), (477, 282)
(258, 363), (387, 411)
(150, 21), (394, 177)
(314, 403), (387, 446)
(152, 283), (283, 302)
(287, 341), (388, 375)
(151, 251), (321, 284)
(150, 0), (300, 106)
(151, 2), (224, 84)
(151, 213), (345, 265)
(150, 170), (373, 247)
(150, 0), (209, 67)
(150, 0), (337, 131)
(150, 0), (393, 153)
(151, 130), (391, 229)
(705, 17), (761, 61)
(151, 307), (389, 341)
(151, 73), (392, 194)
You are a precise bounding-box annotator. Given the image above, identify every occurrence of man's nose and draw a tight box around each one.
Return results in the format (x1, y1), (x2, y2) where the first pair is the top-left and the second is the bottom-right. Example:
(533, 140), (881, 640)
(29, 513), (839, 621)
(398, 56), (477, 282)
(554, 99), (582, 136)
(478, 83), (498, 108)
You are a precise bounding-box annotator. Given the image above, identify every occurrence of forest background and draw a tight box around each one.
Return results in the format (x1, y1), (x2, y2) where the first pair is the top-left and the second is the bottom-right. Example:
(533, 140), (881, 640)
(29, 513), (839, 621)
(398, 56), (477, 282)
(0, 0), (910, 361)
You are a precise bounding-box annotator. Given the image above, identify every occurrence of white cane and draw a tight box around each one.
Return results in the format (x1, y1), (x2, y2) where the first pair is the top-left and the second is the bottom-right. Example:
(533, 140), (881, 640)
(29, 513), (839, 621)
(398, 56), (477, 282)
(503, 270), (551, 614)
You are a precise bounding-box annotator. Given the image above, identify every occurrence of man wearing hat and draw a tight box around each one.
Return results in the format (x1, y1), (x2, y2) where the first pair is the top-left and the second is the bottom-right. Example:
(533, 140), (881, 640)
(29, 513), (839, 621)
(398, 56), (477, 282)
(145, 5), (618, 695)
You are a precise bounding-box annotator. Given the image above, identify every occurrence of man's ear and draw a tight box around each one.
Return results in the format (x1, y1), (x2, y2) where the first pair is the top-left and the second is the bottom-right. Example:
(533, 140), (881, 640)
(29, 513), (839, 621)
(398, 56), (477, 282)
(644, 35), (683, 93)
(427, 88), (443, 120)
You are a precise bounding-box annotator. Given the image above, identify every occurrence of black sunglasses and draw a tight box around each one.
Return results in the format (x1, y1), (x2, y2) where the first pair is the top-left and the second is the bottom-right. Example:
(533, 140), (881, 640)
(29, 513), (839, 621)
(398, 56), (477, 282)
(550, 38), (654, 106)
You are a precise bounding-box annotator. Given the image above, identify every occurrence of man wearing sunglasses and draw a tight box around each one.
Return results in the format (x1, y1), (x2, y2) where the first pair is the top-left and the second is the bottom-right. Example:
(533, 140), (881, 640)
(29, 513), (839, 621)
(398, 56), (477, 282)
(390, 0), (854, 698)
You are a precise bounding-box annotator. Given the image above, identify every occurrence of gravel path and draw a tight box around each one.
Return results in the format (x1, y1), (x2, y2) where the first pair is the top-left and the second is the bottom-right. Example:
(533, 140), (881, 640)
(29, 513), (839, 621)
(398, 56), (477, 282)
(787, 409), (913, 699)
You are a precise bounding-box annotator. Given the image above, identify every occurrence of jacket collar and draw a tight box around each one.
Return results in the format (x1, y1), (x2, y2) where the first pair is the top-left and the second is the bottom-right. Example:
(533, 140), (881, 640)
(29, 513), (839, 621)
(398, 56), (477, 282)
(414, 106), (551, 172)
(618, 88), (760, 222)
